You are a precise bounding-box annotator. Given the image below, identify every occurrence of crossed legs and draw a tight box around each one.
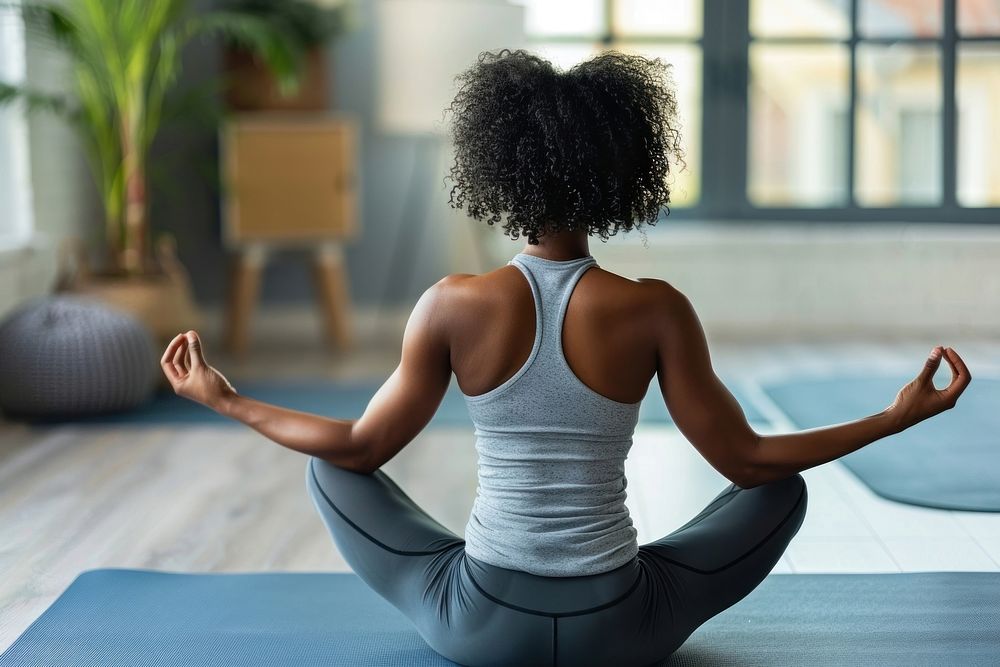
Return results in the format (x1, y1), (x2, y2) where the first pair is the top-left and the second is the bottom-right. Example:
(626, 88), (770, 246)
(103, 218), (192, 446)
(306, 457), (808, 666)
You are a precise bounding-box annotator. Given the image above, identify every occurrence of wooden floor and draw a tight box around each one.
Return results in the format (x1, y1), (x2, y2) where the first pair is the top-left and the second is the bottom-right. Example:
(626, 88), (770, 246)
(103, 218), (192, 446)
(2, 330), (999, 652)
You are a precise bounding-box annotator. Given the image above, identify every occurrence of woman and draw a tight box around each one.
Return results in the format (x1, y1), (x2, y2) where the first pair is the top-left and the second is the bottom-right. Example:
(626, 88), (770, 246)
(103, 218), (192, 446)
(161, 50), (972, 667)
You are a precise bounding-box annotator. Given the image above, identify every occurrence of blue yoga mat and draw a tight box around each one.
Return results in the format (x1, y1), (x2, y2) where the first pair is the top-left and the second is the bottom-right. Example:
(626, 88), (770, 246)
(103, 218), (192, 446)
(53, 377), (767, 427)
(762, 376), (1000, 512)
(3, 569), (998, 666)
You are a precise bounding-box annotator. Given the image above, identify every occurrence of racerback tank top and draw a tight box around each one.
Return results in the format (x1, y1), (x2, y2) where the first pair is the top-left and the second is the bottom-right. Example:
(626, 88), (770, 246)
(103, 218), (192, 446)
(461, 252), (642, 577)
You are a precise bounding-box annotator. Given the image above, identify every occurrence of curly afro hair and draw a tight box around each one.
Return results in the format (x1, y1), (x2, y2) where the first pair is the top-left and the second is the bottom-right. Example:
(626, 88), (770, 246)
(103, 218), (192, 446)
(444, 48), (684, 245)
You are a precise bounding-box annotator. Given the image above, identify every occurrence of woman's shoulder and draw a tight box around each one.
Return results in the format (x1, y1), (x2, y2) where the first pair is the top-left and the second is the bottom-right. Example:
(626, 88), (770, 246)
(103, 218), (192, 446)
(633, 276), (689, 304)
(427, 269), (527, 326)
(590, 273), (691, 310)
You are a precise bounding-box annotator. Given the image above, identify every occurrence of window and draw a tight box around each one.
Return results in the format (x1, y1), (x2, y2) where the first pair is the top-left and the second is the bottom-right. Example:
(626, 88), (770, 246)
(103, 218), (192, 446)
(520, 0), (1000, 223)
(0, 1), (33, 246)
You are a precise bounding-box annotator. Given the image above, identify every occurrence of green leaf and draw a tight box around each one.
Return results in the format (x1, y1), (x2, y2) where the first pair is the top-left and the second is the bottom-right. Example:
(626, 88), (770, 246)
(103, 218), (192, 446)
(0, 81), (74, 117)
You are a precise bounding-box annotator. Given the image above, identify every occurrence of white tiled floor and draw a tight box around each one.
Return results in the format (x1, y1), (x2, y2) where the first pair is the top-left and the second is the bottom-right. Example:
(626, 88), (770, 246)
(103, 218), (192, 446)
(882, 538), (996, 571)
(977, 539), (1000, 565)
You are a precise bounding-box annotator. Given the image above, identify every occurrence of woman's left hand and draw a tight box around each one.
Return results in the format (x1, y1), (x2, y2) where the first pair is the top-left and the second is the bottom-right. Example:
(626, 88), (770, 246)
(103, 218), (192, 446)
(160, 330), (237, 409)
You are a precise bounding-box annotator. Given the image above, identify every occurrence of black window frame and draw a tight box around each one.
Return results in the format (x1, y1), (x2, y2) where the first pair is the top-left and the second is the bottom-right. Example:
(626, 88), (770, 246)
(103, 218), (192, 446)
(525, 0), (1000, 224)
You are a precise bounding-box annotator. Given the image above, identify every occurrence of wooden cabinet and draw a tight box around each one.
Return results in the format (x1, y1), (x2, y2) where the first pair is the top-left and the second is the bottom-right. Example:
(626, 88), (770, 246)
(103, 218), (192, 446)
(220, 113), (359, 355)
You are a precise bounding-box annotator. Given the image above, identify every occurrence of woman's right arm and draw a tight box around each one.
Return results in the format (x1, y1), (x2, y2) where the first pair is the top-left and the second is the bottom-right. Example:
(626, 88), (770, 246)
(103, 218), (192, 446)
(649, 280), (972, 488)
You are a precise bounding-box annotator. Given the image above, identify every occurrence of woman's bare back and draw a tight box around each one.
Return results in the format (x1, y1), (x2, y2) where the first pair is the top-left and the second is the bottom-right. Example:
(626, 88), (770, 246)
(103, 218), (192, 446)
(446, 262), (661, 405)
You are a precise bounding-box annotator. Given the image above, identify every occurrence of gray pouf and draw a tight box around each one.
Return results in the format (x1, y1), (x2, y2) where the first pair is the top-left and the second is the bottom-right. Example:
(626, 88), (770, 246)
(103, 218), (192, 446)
(0, 295), (158, 419)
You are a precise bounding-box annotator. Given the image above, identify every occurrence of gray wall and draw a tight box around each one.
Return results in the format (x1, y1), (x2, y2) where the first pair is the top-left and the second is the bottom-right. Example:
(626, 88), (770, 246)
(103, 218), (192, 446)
(157, 0), (453, 308)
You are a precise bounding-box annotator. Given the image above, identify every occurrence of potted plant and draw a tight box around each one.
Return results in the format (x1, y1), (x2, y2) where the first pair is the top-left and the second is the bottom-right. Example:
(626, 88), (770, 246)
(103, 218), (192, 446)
(219, 0), (358, 111)
(0, 0), (306, 339)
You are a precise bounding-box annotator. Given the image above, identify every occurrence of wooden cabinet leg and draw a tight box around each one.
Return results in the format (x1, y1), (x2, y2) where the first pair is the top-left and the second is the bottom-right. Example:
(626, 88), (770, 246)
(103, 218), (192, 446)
(225, 246), (266, 358)
(313, 243), (354, 351)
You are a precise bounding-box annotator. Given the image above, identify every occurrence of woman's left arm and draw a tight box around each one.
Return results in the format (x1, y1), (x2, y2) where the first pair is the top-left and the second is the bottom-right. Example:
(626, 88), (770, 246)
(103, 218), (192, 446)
(161, 280), (454, 473)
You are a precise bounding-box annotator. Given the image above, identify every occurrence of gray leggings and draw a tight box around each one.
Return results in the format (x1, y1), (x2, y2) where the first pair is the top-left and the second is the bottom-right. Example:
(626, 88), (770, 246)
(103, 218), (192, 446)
(306, 458), (807, 667)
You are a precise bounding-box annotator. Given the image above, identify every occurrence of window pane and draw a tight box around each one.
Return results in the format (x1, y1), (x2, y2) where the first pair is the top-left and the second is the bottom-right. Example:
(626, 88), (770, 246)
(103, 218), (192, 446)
(617, 44), (702, 207)
(958, 0), (1000, 36)
(855, 45), (942, 206)
(520, 0), (605, 37)
(0, 4), (33, 245)
(957, 43), (1000, 206)
(859, 0), (942, 37)
(614, 0), (701, 37)
(750, 0), (850, 38)
(533, 42), (602, 70)
(748, 45), (850, 206)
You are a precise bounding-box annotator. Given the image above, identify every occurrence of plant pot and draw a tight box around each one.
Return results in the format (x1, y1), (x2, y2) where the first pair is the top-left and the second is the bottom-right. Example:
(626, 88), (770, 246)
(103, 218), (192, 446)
(57, 236), (202, 345)
(223, 46), (330, 111)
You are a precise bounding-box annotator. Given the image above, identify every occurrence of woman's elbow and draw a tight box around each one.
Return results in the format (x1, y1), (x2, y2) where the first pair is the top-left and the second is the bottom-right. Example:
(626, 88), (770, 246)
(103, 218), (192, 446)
(316, 442), (375, 474)
(317, 455), (375, 475)
(724, 434), (767, 488)
(726, 463), (764, 489)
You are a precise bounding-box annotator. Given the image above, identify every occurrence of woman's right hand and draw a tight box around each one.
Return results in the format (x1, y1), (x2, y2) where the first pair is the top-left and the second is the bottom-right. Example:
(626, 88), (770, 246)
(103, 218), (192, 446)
(886, 346), (971, 432)
(161, 330), (238, 410)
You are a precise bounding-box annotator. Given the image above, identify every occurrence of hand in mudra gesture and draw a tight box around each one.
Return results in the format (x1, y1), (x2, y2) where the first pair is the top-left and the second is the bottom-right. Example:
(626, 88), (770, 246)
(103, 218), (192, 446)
(887, 346), (971, 432)
(161, 330), (237, 409)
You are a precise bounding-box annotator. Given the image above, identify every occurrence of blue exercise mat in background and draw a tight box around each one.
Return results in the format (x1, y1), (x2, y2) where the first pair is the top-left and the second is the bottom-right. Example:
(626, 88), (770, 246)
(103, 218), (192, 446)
(3, 569), (999, 666)
(762, 376), (1000, 512)
(56, 377), (767, 427)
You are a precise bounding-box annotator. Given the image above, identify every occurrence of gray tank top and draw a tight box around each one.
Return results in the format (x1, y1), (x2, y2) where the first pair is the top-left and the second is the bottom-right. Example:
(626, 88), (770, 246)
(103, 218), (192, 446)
(461, 252), (642, 577)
